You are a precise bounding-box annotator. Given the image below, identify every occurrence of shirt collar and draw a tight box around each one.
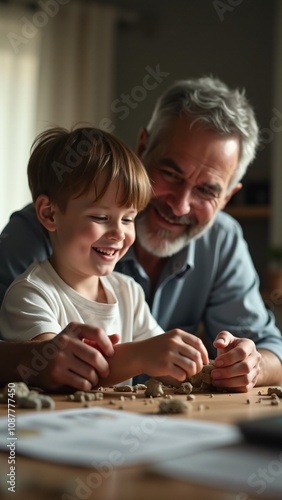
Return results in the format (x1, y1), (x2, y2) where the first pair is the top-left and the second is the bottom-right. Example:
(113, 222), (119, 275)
(120, 242), (195, 275)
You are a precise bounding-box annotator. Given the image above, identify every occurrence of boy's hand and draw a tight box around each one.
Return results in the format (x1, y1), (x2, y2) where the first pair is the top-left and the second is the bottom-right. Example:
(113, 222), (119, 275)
(211, 330), (261, 392)
(26, 322), (120, 391)
(140, 329), (209, 381)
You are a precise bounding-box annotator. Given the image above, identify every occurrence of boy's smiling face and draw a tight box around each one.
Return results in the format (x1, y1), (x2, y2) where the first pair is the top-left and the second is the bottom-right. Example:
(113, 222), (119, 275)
(39, 177), (137, 289)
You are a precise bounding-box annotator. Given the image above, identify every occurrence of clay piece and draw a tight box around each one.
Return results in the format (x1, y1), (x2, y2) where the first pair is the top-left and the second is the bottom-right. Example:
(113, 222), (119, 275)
(0, 383), (55, 409)
(17, 394), (55, 410)
(67, 391), (104, 402)
(1, 382), (30, 403)
(37, 395), (56, 408)
(113, 385), (133, 392)
(188, 360), (216, 392)
(267, 386), (282, 398)
(159, 399), (191, 414)
(144, 379), (164, 398)
(174, 382), (193, 395)
(132, 384), (147, 392)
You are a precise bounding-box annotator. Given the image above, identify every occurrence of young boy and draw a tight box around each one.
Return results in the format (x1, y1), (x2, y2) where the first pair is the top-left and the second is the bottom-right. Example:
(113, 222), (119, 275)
(0, 127), (208, 389)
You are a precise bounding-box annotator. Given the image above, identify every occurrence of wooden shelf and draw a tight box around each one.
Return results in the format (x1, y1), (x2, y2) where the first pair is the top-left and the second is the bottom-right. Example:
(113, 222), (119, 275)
(224, 204), (271, 219)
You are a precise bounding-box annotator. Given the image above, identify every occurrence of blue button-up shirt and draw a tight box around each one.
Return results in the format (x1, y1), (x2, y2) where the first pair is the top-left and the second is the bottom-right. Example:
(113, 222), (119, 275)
(116, 211), (282, 360)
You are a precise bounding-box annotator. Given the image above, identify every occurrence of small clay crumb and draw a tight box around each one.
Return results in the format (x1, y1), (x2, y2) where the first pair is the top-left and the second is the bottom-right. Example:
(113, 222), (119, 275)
(197, 404), (205, 411)
(270, 393), (279, 400)
(187, 394), (195, 401)
(246, 399), (251, 404)
(130, 395), (136, 400)
(108, 400), (116, 405)
(271, 399), (280, 406)
(209, 394), (214, 398)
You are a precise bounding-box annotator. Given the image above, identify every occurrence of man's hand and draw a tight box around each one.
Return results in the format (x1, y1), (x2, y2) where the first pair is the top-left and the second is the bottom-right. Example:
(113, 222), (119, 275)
(211, 330), (261, 392)
(22, 322), (120, 392)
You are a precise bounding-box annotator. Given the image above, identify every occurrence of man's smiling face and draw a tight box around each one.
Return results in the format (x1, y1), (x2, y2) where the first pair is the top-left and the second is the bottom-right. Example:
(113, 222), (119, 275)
(136, 117), (241, 257)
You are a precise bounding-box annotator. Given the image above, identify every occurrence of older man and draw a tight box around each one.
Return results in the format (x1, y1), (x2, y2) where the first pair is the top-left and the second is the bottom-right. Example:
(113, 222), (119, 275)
(1, 76), (281, 391)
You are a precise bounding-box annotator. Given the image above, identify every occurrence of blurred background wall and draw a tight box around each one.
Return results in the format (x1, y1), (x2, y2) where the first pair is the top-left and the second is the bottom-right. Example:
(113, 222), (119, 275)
(0, 0), (282, 291)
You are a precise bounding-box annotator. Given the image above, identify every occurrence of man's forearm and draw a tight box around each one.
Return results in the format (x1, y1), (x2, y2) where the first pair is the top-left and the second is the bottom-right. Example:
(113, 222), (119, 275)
(0, 342), (34, 386)
(256, 349), (282, 386)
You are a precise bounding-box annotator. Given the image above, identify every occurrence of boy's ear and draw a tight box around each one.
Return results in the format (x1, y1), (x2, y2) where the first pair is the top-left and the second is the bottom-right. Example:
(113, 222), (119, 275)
(35, 195), (57, 232)
(136, 128), (149, 158)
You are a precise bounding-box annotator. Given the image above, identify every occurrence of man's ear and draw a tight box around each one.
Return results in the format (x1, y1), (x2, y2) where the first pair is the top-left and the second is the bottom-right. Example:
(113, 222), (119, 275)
(136, 128), (149, 158)
(220, 183), (243, 210)
(35, 195), (57, 232)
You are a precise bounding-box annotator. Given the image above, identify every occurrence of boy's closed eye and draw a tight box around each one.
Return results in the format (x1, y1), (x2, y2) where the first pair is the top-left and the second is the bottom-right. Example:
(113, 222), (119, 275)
(90, 215), (136, 224)
(90, 215), (109, 223)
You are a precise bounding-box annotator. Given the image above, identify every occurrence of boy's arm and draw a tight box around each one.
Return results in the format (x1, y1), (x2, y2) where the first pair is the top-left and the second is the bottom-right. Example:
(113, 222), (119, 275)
(98, 329), (209, 387)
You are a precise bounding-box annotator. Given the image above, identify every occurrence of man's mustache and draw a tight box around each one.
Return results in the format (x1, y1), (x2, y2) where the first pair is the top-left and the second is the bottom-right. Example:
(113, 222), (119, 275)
(149, 199), (196, 226)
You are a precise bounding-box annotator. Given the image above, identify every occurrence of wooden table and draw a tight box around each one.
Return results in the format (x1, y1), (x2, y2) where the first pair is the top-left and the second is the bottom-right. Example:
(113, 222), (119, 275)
(1, 385), (282, 500)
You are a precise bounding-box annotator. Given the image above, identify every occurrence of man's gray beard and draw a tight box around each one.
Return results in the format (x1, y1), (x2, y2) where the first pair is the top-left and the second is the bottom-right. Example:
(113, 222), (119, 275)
(135, 213), (215, 258)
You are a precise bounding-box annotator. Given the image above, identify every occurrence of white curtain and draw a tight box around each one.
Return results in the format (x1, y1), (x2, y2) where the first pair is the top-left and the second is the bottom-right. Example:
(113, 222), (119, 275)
(0, 1), (117, 232)
(36, 1), (116, 132)
(0, 5), (40, 232)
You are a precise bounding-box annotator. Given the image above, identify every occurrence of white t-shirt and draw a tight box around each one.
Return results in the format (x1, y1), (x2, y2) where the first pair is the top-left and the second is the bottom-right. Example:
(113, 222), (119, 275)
(0, 260), (163, 343)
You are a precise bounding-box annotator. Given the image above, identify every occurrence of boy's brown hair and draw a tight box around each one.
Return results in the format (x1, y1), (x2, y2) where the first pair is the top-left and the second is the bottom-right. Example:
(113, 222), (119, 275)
(28, 127), (152, 212)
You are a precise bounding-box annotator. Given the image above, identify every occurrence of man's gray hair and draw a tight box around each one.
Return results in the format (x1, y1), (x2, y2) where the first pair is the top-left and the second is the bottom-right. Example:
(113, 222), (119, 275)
(146, 76), (259, 191)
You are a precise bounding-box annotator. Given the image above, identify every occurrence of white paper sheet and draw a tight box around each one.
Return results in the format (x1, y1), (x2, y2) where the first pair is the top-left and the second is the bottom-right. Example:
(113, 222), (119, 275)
(0, 407), (241, 467)
(153, 442), (282, 498)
